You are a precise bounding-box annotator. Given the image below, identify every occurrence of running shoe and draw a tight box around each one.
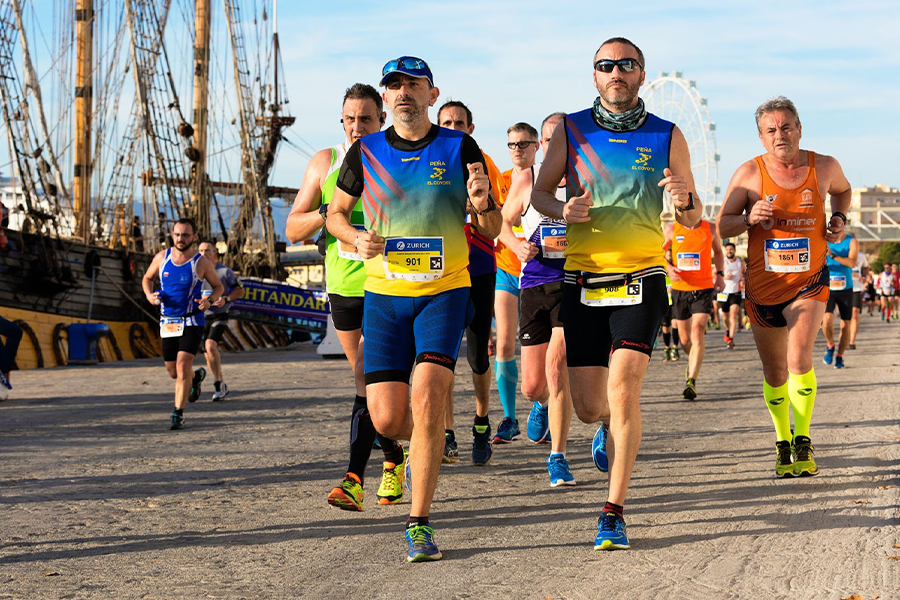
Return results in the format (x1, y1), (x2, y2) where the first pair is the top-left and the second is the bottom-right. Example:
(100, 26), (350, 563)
(547, 453), (575, 487)
(0, 371), (11, 390)
(492, 417), (521, 444)
(472, 424), (493, 465)
(775, 440), (794, 478)
(405, 525), (442, 562)
(671, 347), (681, 362)
(724, 334), (734, 349)
(834, 355), (845, 369)
(211, 382), (229, 401)
(683, 377), (697, 401)
(404, 455), (412, 493)
(662, 347), (671, 363)
(823, 345), (834, 365)
(373, 437), (382, 451)
(848, 343), (856, 350)
(376, 461), (404, 505)
(327, 473), (364, 511)
(188, 367), (206, 403)
(526, 401), (551, 443)
(442, 433), (459, 464)
(169, 411), (184, 430)
(792, 436), (818, 477)
(594, 511), (630, 550)
(592, 423), (609, 473)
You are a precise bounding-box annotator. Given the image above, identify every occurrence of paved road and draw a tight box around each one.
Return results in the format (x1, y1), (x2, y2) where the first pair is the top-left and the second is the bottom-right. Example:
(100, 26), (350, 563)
(1, 317), (898, 599)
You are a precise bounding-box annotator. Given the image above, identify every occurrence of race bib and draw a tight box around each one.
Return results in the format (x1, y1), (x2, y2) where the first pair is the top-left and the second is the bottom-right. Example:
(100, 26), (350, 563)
(160, 317), (184, 339)
(829, 275), (847, 291)
(581, 280), (642, 307)
(716, 292), (728, 302)
(764, 238), (810, 273)
(338, 225), (366, 262)
(676, 252), (701, 271)
(383, 237), (444, 281)
(539, 225), (567, 259)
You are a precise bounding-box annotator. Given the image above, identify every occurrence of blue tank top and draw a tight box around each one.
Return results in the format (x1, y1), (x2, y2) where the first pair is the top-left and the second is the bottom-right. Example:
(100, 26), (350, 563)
(159, 249), (205, 326)
(826, 235), (854, 292)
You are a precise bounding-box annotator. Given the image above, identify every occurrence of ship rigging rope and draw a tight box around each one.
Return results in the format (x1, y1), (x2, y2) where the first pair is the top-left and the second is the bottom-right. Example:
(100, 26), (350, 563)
(95, 265), (159, 321)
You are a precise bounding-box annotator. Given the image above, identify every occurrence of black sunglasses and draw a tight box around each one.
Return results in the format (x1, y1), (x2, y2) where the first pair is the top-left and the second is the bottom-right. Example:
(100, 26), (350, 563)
(507, 141), (537, 150)
(593, 58), (642, 73)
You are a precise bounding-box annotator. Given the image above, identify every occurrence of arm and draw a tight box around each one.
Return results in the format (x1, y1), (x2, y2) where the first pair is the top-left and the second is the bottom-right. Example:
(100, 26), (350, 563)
(463, 137), (501, 239)
(500, 169), (538, 263)
(326, 142), (384, 258)
(532, 124), (573, 221)
(196, 256), (224, 311)
(212, 272), (244, 308)
(716, 160), (763, 239)
(822, 155), (852, 242)
(285, 148), (332, 244)
(710, 222), (725, 292)
(662, 126), (702, 227)
(141, 252), (165, 305)
(827, 236), (859, 268)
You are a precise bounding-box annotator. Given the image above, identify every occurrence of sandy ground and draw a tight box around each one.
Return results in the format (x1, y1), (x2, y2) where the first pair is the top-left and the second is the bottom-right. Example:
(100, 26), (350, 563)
(1, 316), (898, 599)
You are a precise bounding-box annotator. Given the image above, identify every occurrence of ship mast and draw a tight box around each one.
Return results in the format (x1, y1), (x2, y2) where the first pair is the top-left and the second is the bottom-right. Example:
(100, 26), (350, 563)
(190, 0), (211, 238)
(73, 0), (93, 241)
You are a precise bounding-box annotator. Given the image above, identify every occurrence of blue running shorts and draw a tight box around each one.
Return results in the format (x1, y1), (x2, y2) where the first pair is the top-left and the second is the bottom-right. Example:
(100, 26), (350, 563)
(495, 268), (520, 297)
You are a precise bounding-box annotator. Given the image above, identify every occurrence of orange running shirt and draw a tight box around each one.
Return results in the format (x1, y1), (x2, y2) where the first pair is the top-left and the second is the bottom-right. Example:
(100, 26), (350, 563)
(745, 151), (828, 306)
(495, 168), (521, 276)
(671, 220), (713, 291)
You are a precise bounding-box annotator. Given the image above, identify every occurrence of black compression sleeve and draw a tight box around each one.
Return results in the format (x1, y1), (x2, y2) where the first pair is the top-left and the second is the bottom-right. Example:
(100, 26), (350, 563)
(335, 141), (364, 197)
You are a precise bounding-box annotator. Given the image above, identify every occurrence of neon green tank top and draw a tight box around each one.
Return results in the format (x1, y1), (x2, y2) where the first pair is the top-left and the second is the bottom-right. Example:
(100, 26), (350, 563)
(323, 143), (366, 297)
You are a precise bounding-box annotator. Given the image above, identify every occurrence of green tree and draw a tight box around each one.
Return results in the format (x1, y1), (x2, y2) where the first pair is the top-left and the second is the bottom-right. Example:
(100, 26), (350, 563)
(871, 241), (900, 273)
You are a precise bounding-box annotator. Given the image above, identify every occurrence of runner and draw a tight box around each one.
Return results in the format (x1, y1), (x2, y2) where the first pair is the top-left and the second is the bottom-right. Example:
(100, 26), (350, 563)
(863, 270), (877, 316)
(285, 83), (406, 511)
(436, 100), (507, 465)
(492, 122), (540, 444)
(876, 264), (894, 321)
(327, 56), (500, 562)
(848, 242), (868, 349)
(660, 247), (681, 362)
(891, 263), (900, 321)
(717, 95), (851, 478)
(720, 242), (746, 349)
(141, 218), (223, 430)
(664, 218), (725, 399)
(822, 231), (858, 368)
(198, 241), (244, 401)
(499, 112), (575, 486)
(532, 37), (700, 550)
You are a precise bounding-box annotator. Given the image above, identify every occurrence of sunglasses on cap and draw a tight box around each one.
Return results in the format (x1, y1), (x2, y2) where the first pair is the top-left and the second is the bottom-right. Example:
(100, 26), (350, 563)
(380, 56), (434, 86)
(593, 58), (642, 73)
(507, 141), (538, 150)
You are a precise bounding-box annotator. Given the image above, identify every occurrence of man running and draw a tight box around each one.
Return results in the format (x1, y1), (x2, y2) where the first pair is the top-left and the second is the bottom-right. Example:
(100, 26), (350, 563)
(142, 218), (223, 429)
(849, 249), (869, 348)
(436, 100), (506, 465)
(720, 242), (746, 349)
(822, 231), (858, 368)
(286, 83), (406, 511)
(664, 218), (725, 400)
(876, 264), (894, 321)
(717, 96), (851, 478)
(500, 112), (576, 487)
(532, 37), (700, 550)
(198, 241), (244, 400)
(327, 56), (500, 562)
(492, 122), (540, 444)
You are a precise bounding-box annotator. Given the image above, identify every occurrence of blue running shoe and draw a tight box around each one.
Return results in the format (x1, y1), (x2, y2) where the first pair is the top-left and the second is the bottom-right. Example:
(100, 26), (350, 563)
(834, 355), (844, 369)
(492, 417), (521, 444)
(406, 524), (442, 562)
(527, 402), (551, 443)
(592, 422), (609, 473)
(547, 453), (575, 487)
(594, 512), (630, 550)
(404, 455), (412, 493)
(823, 345), (834, 365)
(472, 424), (493, 465)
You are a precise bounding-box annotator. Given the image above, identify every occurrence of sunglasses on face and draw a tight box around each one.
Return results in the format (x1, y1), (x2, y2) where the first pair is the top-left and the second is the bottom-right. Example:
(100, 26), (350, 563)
(382, 57), (430, 76)
(507, 141), (538, 150)
(593, 58), (642, 73)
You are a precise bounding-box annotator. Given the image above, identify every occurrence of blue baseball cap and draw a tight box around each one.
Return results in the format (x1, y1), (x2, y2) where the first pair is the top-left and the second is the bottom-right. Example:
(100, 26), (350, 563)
(379, 56), (434, 87)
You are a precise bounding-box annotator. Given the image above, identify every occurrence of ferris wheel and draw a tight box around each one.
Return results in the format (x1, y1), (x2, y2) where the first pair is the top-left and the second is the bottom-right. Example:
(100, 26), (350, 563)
(641, 72), (720, 220)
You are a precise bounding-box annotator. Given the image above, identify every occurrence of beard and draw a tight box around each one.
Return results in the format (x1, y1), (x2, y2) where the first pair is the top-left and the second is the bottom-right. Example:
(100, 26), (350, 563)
(599, 79), (639, 109)
(391, 96), (427, 124)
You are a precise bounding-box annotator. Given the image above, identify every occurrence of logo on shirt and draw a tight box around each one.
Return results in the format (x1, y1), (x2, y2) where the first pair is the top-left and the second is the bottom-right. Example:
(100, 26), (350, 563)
(800, 188), (814, 208)
(765, 194), (778, 204)
(427, 161), (451, 186)
(632, 147), (654, 172)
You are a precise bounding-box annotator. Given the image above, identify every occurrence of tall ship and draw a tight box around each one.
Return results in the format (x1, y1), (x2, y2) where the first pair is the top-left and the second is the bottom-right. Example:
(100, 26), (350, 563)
(0, 0), (301, 369)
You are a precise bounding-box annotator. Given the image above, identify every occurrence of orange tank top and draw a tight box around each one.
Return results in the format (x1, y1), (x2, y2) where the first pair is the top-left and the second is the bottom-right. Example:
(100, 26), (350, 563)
(495, 168), (522, 276)
(746, 151), (828, 306)
(671, 220), (713, 291)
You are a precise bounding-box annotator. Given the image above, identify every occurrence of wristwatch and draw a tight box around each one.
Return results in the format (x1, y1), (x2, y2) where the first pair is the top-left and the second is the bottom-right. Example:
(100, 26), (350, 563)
(716, 270), (724, 276)
(743, 213), (751, 228)
(318, 204), (328, 221)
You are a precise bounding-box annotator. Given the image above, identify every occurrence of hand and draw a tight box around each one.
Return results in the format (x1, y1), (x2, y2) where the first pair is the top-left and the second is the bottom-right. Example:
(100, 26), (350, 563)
(355, 229), (385, 259)
(746, 198), (774, 227)
(724, 272), (733, 280)
(563, 189), (592, 223)
(196, 297), (211, 311)
(825, 215), (845, 243)
(466, 163), (490, 211)
(146, 291), (161, 306)
(658, 168), (692, 212)
(714, 274), (725, 293)
(213, 296), (227, 308)
(515, 240), (539, 263)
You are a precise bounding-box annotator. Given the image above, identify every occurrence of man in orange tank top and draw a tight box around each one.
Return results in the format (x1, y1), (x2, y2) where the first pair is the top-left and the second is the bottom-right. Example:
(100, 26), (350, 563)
(716, 96), (851, 479)
(663, 219), (724, 400)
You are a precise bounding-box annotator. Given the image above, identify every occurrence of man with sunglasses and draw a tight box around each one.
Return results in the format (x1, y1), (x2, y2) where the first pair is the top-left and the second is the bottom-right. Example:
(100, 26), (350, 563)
(532, 37), (702, 550)
(327, 56), (501, 563)
(286, 83), (406, 513)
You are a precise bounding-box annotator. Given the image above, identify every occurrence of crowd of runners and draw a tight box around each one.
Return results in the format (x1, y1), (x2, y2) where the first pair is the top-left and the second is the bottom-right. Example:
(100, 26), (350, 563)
(139, 36), (894, 563)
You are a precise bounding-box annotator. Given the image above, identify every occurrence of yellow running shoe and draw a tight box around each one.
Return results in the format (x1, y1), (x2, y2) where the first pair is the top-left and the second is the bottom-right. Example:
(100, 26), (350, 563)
(327, 473), (363, 511)
(792, 436), (818, 476)
(775, 441), (794, 478)
(377, 461), (404, 505)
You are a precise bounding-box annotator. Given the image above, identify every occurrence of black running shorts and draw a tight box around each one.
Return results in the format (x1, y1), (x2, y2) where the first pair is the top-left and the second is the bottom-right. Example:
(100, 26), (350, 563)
(162, 325), (203, 362)
(826, 289), (854, 321)
(466, 272), (495, 375)
(671, 288), (714, 320)
(201, 313), (230, 347)
(329, 293), (364, 332)
(519, 282), (563, 347)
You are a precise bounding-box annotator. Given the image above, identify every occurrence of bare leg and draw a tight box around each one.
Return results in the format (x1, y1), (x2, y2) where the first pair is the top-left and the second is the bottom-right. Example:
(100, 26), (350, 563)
(546, 328), (571, 455)
(174, 352), (194, 410)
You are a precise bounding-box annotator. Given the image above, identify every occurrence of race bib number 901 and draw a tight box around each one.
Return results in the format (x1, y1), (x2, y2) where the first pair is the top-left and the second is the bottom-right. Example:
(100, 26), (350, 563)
(764, 238), (810, 273)
(383, 237), (444, 282)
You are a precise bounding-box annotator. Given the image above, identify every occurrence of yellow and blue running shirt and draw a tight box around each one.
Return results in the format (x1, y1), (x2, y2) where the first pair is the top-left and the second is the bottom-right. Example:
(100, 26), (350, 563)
(337, 125), (487, 297)
(563, 109), (674, 274)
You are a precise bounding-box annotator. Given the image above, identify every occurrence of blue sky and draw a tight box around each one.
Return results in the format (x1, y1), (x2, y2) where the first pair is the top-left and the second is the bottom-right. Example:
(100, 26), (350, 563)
(269, 0), (899, 206)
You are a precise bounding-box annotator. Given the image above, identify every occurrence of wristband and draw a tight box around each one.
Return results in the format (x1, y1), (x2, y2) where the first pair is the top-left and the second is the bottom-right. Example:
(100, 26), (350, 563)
(831, 211), (847, 225)
(475, 195), (497, 216)
(675, 192), (695, 214)
(318, 204), (328, 221)
(743, 213), (751, 228)
(716, 270), (724, 277)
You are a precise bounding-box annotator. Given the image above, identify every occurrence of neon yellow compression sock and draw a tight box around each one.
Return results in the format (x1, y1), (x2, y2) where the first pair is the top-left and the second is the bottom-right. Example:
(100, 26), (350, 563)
(788, 369), (817, 439)
(763, 379), (792, 442)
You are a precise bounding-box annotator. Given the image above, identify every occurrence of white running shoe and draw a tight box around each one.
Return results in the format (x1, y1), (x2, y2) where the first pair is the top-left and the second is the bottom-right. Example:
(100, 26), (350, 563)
(212, 382), (229, 401)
